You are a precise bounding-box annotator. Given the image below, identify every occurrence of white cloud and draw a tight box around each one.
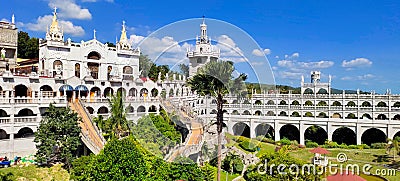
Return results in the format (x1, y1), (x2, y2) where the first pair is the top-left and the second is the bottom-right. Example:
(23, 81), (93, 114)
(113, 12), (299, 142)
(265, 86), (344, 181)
(277, 60), (334, 70)
(0, 18), (9, 23)
(341, 74), (375, 81)
(252, 49), (263, 56)
(263, 49), (271, 55)
(291, 52), (299, 58)
(278, 71), (303, 80)
(215, 35), (248, 63)
(130, 34), (190, 64)
(22, 15), (84, 36)
(252, 48), (271, 56)
(342, 58), (372, 68)
(48, 0), (92, 20)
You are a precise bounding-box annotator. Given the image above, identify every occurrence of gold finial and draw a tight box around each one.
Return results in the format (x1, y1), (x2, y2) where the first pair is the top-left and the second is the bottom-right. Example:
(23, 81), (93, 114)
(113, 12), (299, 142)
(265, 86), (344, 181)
(120, 20), (128, 42)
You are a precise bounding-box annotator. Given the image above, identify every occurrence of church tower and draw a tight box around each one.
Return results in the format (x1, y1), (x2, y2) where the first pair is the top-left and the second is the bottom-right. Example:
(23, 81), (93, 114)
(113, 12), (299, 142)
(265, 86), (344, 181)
(187, 17), (220, 77)
(45, 7), (64, 42)
(116, 21), (131, 50)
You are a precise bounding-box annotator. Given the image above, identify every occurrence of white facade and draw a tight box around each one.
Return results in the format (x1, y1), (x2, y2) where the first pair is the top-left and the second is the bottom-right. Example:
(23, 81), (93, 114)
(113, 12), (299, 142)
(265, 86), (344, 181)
(187, 18), (220, 77)
(1, 13), (400, 157)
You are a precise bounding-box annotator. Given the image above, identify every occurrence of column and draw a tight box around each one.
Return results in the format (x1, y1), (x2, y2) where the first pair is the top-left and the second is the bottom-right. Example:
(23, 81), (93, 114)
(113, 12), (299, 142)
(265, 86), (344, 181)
(9, 133), (14, 158)
(274, 121), (280, 142)
(299, 122), (305, 145)
(250, 119), (256, 138)
(327, 122), (333, 141)
(356, 124), (362, 145)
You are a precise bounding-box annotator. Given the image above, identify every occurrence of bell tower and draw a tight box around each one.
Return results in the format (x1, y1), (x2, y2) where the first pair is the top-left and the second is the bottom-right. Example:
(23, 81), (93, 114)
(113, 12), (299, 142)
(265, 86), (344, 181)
(187, 17), (220, 77)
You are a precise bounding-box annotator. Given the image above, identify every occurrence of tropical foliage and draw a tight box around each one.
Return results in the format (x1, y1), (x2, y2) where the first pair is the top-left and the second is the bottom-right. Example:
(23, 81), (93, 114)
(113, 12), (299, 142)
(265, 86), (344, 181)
(34, 104), (81, 169)
(18, 31), (39, 59)
(71, 136), (205, 181)
(187, 60), (247, 181)
(107, 91), (130, 138)
(131, 110), (185, 157)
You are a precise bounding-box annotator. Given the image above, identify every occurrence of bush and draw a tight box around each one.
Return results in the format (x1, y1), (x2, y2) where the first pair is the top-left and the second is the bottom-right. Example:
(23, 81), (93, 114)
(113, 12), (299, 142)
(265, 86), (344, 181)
(358, 144), (370, 149)
(239, 140), (259, 152)
(371, 143), (387, 149)
(235, 136), (247, 143)
(222, 153), (244, 174)
(324, 141), (339, 148)
(348, 145), (358, 149)
(279, 138), (292, 145)
(305, 141), (319, 148)
(338, 143), (348, 149)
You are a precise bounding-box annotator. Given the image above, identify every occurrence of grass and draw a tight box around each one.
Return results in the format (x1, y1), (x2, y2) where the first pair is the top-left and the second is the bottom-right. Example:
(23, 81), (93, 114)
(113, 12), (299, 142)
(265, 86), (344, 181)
(0, 164), (70, 181)
(216, 170), (241, 181)
(290, 148), (398, 181)
(224, 134), (399, 181)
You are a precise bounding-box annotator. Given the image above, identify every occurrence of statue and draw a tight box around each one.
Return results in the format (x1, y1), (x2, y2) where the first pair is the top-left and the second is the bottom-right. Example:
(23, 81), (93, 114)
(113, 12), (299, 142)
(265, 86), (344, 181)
(1, 48), (6, 59)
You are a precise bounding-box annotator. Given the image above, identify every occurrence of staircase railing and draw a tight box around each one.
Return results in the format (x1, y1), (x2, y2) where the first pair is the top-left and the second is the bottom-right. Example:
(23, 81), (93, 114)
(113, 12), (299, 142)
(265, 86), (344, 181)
(77, 98), (106, 144)
(69, 99), (105, 154)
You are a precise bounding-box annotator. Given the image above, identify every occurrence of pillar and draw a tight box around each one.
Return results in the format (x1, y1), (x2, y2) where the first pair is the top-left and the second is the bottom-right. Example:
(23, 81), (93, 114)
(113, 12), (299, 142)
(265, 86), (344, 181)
(327, 122), (333, 141)
(356, 124), (362, 145)
(274, 121), (280, 142)
(250, 120), (256, 138)
(299, 122), (305, 145)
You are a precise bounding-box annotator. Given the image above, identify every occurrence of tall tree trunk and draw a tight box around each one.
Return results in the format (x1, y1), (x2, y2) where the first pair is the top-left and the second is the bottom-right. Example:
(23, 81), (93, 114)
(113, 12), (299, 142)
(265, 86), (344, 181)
(216, 93), (223, 181)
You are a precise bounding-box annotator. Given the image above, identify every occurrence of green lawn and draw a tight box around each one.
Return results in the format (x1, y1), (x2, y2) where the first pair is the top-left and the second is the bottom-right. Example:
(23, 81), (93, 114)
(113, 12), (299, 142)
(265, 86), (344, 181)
(290, 148), (398, 181)
(224, 134), (399, 181)
(216, 170), (242, 181)
(0, 164), (70, 181)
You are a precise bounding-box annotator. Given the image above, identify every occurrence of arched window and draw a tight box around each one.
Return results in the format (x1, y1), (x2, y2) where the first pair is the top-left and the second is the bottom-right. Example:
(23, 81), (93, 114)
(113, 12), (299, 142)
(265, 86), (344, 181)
(75, 63), (80, 78)
(87, 51), (101, 60)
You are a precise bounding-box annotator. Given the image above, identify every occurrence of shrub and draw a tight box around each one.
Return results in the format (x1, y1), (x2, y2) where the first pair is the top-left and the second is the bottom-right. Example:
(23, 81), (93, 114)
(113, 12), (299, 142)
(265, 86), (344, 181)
(235, 136), (247, 143)
(222, 153), (244, 174)
(305, 141), (319, 148)
(371, 143), (387, 149)
(239, 140), (259, 152)
(279, 138), (292, 145)
(358, 144), (370, 149)
(324, 141), (339, 148)
(338, 143), (348, 149)
(348, 145), (358, 149)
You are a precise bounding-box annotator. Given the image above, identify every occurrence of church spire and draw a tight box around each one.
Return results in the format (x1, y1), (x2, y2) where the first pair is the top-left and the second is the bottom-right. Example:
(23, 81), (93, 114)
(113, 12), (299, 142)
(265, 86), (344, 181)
(117, 20), (131, 50)
(50, 7), (59, 33)
(120, 20), (128, 42)
(46, 7), (64, 42)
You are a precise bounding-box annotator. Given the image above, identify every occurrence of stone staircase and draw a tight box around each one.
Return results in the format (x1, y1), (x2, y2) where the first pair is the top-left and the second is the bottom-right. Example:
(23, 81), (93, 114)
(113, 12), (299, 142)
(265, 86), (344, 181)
(160, 98), (205, 162)
(69, 99), (106, 154)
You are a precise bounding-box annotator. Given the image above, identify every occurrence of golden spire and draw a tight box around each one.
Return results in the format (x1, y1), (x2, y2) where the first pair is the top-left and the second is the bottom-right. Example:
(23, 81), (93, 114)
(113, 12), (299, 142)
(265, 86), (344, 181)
(120, 20), (128, 42)
(50, 7), (59, 33)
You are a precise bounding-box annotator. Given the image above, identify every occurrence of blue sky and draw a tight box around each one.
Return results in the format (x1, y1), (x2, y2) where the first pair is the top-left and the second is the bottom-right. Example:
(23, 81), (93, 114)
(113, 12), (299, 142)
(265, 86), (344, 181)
(2, 0), (400, 93)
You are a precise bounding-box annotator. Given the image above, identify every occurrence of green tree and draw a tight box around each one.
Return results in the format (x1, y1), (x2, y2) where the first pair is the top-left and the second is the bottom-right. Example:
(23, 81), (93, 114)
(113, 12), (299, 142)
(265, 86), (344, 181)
(17, 31), (38, 59)
(107, 91), (130, 138)
(105, 42), (116, 47)
(179, 64), (189, 77)
(139, 54), (154, 77)
(187, 60), (247, 181)
(71, 136), (206, 181)
(34, 104), (81, 169)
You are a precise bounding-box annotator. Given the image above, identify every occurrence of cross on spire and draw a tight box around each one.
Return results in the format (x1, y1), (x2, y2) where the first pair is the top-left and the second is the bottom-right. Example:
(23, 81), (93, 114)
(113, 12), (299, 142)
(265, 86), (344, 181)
(54, 7), (57, 13)
(93, 29), (96, 39)
(202, 15), (205, 24)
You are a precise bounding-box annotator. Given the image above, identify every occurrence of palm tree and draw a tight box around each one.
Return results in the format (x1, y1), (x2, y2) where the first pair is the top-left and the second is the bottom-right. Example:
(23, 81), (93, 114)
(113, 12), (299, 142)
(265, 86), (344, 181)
(107, 91), (130, 138)
(187, 60), (247, 181)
